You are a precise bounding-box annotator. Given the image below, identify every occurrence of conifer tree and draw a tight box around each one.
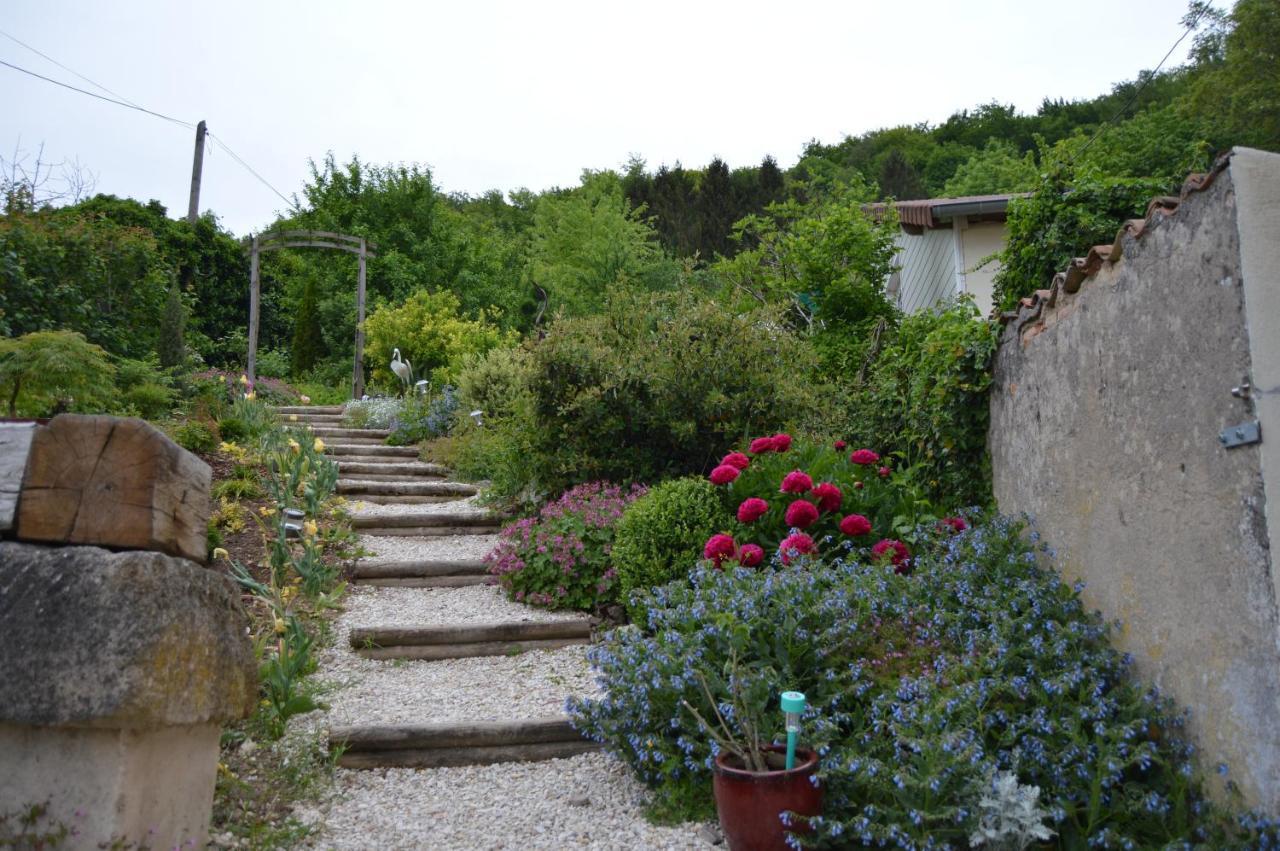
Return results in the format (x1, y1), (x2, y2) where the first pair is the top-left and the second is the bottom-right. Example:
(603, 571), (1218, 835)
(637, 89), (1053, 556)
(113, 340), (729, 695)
(156, 278), (186, 368)
(290, 279), (325, 378)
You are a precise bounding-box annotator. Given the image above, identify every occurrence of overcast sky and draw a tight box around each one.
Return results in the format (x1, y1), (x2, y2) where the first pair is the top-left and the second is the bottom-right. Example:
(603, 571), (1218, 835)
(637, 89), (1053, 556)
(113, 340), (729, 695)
(4, 0), (1205, 236)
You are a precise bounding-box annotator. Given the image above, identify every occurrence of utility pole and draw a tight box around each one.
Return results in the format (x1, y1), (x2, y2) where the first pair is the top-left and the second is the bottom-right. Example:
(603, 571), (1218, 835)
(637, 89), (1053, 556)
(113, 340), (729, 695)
(187, 120), (206, 225)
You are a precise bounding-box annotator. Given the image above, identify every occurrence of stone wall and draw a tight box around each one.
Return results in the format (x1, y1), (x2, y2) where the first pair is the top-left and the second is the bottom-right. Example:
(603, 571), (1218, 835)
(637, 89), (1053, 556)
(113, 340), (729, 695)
(989, 147), (1280, 810)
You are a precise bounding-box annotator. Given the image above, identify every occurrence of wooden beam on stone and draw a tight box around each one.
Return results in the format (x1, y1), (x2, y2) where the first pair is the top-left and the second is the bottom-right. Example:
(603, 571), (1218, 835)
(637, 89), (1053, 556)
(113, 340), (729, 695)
(15, 415), (211, 562)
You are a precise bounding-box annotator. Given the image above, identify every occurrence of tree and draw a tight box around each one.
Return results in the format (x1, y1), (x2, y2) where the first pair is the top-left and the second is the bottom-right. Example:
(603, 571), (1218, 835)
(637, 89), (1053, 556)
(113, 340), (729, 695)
(942, 139), (1040, 196)
(878, 148), (926, 200)
(0, 330), (115, 417)
(290, 278), (325, 377)
(156, 278), (187, 368)
(1186, 0), (1280, 151)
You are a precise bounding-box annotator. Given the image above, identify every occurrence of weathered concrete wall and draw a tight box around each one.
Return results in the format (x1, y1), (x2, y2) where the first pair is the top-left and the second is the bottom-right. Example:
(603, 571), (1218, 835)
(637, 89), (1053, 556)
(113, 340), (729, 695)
(989, 149), (1280, 809)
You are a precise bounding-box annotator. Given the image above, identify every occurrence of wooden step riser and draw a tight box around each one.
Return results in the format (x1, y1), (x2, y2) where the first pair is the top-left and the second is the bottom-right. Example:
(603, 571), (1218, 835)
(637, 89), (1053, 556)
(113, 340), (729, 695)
(354, 575), (489, 588)
(338, 482), (476, 496)
(339, 474), (448, 484)
(308, 429), (391, 439)
(336, 740), (599, 769)
(332, 717), (582, 750)
(350, 620), (592, 648)
(327, 446), (419, 457)
(356, 637), (587, 661)
(338, 463), (449, 476)
(355, 525), (503, 537)
(351, 514), (496, 529)
(344, 495), (468, 505)
(355, 559), (486, 578)
(275, 406), (345, 415)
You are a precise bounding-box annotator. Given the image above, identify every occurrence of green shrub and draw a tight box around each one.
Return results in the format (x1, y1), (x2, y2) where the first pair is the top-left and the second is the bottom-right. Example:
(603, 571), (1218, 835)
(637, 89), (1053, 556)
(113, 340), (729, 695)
(254, 348), (291, 380)
(216, 416), (249, 444)
(122, 382), (177, 420)
(840, 299), (998, 507)
(386, 387), (459, 446)
(456, 345), (532, 424)
(0, 330), (116, 417)
(569, 517), (1274, 846)
(212, 477), (264, 501)
(362, 289), (513, 391)
(611, 477), (729, 617)
(173, 420), (218, 454)
(509, 289), (817, 501)
(485, 482), (647, 611)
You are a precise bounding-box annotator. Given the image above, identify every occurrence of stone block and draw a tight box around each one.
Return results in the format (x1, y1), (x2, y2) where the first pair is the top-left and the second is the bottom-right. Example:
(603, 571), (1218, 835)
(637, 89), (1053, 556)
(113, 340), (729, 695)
(0, 542), (257, 728)
(14, 415), (211, 562)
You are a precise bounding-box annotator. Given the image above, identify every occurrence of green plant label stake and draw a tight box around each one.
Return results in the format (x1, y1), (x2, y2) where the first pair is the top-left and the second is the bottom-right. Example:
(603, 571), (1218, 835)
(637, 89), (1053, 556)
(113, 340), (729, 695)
(781, 690), (806, 770)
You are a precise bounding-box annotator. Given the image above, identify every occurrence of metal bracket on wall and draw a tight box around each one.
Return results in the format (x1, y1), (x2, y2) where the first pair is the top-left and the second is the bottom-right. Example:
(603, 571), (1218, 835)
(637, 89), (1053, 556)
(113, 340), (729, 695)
(1220, 421), (1262, 449)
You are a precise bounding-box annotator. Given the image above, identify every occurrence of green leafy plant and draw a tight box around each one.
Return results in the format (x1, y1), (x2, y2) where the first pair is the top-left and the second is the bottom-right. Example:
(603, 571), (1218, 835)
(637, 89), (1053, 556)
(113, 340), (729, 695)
(173, 419), (218, 454)
(0, 329), (116, 417)
(570, 517), (1279, 846)
(485, 481), (647, 611)
(611, 477), (729, 618)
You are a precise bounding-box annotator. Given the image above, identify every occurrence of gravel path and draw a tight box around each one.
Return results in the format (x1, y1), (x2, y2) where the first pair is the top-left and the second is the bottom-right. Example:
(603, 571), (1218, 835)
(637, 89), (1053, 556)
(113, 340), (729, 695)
(346, 494), (495, 519)
(358, 533), (499, 562)
(300, 752), (715, 850)
(337, 584), (586, 630)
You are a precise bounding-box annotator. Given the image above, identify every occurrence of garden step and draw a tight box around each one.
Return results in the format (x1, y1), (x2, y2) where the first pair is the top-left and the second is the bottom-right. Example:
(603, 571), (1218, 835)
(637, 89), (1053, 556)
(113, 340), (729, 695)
(338, 480), (478, 497)
(338, 473), (447, 484)
(306, 427), (390, 439)
(349, 619), (594, 661)
(316, 436), (385, 446)
(330, 717), (599, 769)
(352, 558), (488, 587)
(354, 524), (503, 537)
(351, 512), (498, 533)
(283, 414), (346, 424)
(342, 494), (471, 506)
(338, 460), (450, 477)
(325, 444), (420, 458)
(274, 405), (345, 415)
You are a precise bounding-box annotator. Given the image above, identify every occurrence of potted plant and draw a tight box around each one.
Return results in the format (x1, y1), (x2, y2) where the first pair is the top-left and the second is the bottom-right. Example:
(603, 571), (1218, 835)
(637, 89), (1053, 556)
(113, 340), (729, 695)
(683, 664), (822, 851)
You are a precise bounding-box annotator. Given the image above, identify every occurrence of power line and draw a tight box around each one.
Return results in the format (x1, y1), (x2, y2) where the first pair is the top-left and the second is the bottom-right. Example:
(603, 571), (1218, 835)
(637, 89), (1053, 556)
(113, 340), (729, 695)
(1, 49), (299, 214)
(1071, 2), (1217, 162)
(0, 27), (147, 113)
(207, 132), (298, 212)
(0, 57), (195, 129)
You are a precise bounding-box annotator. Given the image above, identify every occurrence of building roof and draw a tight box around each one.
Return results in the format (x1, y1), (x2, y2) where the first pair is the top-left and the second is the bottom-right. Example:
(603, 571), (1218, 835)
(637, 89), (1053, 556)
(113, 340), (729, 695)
(866, 193), (1027, 229)
(997, 153), (1232, 338)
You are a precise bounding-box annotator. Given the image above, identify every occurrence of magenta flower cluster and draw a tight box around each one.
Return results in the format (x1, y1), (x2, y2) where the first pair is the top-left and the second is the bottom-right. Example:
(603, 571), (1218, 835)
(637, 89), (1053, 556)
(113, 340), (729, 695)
(486, 481), (647, 611)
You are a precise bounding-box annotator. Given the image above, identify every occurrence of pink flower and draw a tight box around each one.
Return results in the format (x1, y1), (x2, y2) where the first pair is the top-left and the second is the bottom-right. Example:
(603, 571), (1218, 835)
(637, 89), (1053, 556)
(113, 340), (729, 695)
(709, 464), (741, 485)
(834, 439), (847, 450)
(812, 482), (843, 513)
(771, 433), (793, 452)
(940, 516), (968, 534)
(778, 533), (816, 565)
(853, 481), (864, 490)
(839, 514), (872, 536)
(749, 436), (775, 454)
(871, 538), (912, 574)
(703, 534), (738, 566)
(780, 470), (813, 494)
(721, 451), (751, 470)
(784, 499), (819, 529)
(738, 544), (765, 567)
(737, 497), (770, 523)
(849, 448), (880, 465)
(878, 466), (891, 478)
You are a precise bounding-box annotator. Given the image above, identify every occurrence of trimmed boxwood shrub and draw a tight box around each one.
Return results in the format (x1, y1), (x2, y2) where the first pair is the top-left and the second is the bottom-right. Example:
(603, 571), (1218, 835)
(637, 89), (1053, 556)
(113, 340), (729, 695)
(611, 477), (730, 617)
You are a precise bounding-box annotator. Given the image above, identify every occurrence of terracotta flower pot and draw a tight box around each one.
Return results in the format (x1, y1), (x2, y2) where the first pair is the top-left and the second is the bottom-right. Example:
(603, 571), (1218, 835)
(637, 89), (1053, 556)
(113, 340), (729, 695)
(712, 745), (822, 851)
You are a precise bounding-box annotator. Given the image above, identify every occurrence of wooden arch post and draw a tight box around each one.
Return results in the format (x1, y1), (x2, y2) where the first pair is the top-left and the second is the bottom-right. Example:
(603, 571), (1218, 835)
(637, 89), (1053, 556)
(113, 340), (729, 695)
(247, 231), (376, 399)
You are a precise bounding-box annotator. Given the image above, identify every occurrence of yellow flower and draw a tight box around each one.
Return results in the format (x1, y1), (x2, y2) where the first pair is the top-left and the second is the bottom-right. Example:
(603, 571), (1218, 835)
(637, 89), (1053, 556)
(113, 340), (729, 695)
(274, 618), (286, 634)
(289, 414), (298, 422)
(299, 394), (311, 405)
(288, 439), (300, 455)
(244, 391), (256, 401)
(212, 547), (229, 561)
(259, 506), (276, 517)
(303, 520), (318, 538)
(239, 374), (249, 385)
(313, 438), (325, 453)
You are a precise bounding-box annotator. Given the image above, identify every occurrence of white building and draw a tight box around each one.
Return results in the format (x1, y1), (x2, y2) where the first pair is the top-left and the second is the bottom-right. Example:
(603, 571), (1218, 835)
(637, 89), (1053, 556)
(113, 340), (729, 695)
(869, 194), (1022, 317)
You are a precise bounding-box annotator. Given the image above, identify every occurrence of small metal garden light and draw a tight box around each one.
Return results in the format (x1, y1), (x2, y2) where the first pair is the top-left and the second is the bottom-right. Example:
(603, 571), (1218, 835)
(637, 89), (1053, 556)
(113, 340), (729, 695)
(283, 507), (305, 540)
(415, 380), (429, 396)
(781, 691), (806, 770)
(470, 410), (484, 428)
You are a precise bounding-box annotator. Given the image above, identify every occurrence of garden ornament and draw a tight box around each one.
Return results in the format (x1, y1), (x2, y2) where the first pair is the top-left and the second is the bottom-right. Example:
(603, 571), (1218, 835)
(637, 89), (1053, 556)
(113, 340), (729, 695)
(781, 691), (806, 770)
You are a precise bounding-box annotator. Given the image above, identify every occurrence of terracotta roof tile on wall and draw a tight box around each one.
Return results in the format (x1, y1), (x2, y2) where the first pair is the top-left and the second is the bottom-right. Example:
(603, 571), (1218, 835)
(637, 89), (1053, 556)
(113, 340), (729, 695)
(996, 153), (1234, 340)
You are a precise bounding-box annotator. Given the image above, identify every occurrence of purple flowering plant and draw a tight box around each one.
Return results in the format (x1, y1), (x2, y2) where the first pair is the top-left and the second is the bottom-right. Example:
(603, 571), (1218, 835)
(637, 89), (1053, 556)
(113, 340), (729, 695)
(486, 481), (647, 611)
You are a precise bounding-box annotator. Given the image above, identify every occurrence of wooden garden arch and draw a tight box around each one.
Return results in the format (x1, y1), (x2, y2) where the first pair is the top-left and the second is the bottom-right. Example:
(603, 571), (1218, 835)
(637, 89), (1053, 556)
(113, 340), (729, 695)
(247, 230), (376, 399)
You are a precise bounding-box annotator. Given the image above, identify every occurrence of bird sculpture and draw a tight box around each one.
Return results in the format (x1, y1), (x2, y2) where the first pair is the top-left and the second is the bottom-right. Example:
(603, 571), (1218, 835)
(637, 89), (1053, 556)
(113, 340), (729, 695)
(390, 348), (413, 394)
